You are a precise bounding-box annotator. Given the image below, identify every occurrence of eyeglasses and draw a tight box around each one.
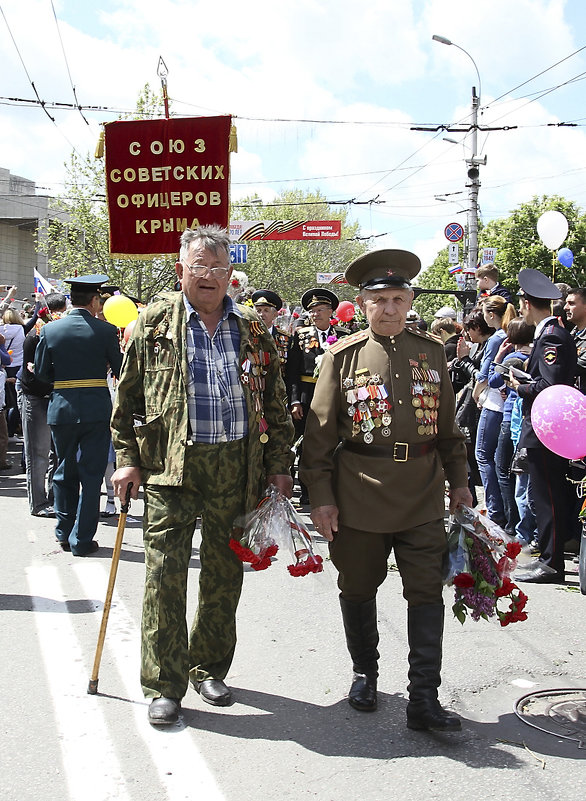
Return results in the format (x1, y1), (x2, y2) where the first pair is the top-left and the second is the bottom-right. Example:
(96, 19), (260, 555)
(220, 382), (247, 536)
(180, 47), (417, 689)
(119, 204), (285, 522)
(182, 261), (229, 278)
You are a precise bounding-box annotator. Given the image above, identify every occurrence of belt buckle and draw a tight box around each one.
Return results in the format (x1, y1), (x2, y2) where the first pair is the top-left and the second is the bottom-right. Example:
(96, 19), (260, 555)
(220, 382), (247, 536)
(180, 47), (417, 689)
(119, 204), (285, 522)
(393, 442), (409, 462)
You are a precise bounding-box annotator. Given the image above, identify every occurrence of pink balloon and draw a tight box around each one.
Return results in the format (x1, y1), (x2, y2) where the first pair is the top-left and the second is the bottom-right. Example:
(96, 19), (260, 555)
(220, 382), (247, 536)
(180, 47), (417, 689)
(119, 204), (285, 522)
(123, 318), (137, 343)
(530, 385), (586, 459)
(337, 301), (355, 322)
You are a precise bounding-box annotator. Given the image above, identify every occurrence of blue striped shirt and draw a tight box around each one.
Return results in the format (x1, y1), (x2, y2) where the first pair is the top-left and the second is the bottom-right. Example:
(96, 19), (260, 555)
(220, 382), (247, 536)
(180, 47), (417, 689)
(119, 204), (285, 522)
(184, 295), (248, 443)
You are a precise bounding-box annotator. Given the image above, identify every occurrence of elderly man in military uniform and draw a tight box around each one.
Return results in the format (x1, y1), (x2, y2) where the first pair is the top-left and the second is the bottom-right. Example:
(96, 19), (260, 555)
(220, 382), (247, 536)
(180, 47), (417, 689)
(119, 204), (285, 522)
(300, 250), (472, 731)
(509, 269), (578, 584)
(251, 289), (290, 378)
(287, 288), (348, 504)
(111, 225), (294, 726)
(34, 274), (122, 556)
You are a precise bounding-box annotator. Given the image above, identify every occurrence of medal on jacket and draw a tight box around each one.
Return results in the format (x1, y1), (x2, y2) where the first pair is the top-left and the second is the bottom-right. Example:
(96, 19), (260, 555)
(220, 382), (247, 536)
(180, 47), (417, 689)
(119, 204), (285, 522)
(410, 354), (441, 435)
(345, 369), (392, 442)
(241, 333), (271, 443)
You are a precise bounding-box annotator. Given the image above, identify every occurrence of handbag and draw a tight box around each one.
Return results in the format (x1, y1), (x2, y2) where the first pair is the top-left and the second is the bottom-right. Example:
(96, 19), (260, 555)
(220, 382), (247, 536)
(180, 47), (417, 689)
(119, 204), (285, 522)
(455, 385), (480, 431)
(510, 447), (529, 475)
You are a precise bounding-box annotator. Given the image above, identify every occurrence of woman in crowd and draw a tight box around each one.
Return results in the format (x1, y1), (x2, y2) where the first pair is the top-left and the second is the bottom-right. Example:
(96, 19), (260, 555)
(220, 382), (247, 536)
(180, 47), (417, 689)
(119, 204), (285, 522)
(451, 309), (494, 504)
(488, 317), (535, 535)
(457, 296), (516, 526)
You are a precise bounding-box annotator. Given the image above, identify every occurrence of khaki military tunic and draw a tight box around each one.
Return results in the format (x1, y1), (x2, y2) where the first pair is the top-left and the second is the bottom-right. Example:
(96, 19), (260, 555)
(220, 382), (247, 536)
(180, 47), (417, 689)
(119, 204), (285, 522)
(300, 326), (468, 533)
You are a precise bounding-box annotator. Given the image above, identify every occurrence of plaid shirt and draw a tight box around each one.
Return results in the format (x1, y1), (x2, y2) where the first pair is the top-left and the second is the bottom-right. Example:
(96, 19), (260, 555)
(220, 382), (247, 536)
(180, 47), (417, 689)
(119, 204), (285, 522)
(184, 295), (248, 443)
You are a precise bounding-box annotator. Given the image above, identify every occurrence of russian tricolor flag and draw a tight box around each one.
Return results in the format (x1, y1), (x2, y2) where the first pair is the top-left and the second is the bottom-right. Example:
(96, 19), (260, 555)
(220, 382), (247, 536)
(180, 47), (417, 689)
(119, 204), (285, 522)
(34, 269), (56, 295)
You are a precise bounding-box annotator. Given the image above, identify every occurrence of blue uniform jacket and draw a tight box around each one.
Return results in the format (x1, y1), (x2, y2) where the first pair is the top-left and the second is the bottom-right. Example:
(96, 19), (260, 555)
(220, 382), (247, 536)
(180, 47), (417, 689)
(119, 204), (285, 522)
(517, 319), (577, 448)
(35, 308), (123, 425)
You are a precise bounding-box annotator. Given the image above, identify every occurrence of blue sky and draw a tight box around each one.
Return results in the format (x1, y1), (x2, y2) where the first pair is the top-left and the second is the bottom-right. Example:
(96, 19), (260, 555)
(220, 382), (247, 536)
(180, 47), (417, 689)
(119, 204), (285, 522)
(1, 0), (586, 271)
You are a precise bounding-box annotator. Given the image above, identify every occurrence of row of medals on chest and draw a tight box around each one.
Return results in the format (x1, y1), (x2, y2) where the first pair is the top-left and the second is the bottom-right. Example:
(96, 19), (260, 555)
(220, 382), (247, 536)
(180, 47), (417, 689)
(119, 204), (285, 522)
(241, 350), (270, 443)
(412, 363), (441, 436)
(343, 371), (391, 444)
(343, 366), (441, 444)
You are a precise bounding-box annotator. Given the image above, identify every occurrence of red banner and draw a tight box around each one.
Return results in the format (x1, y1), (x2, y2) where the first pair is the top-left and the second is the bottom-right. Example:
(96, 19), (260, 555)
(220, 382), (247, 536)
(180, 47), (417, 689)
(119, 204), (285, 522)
(104, 116), (231, 256)
(229, 220), (341, 241)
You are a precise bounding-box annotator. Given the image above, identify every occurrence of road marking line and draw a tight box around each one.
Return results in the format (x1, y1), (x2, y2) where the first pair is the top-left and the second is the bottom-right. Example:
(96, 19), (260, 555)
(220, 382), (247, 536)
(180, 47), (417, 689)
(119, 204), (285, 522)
(75, 561), (226, 801)
(27, 565), (132, 801)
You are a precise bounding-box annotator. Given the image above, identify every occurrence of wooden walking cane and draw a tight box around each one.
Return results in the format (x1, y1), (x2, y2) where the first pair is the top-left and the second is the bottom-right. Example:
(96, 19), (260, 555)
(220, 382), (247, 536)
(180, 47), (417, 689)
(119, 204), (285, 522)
(87, 482), (133, 695)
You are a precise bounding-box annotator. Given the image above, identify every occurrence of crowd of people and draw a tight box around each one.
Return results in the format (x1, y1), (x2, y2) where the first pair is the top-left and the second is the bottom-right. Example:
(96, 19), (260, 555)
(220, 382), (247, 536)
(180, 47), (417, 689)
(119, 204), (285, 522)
(1, 230), (585, 731)
(436, 266), (586, 584)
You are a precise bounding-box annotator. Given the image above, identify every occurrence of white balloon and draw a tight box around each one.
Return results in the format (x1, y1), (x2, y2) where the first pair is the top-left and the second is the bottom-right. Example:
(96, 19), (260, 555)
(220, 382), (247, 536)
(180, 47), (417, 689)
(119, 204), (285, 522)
(536, 210), (568, 249)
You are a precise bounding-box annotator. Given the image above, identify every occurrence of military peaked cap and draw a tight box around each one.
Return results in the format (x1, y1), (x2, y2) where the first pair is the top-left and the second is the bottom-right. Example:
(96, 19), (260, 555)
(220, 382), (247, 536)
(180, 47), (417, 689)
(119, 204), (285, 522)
(345, 249), (421, 290)
(301, 288), (339, 311)
(64, 274), (110, 294)
(252, 289), (283, 310)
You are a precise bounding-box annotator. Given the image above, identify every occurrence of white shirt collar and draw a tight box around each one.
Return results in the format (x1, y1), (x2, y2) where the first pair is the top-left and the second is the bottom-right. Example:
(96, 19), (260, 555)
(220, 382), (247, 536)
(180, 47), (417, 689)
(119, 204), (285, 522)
(534, 315), (556, 339)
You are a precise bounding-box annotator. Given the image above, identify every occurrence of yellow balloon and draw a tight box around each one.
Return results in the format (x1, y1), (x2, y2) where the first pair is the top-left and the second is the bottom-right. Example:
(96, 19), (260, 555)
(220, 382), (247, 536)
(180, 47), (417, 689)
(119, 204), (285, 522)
(103, 295), (139, 328)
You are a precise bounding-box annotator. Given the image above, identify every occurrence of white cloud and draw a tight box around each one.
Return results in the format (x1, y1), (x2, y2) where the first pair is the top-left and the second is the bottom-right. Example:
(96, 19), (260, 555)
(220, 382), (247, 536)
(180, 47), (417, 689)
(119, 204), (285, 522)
(1, 0), (585, 272)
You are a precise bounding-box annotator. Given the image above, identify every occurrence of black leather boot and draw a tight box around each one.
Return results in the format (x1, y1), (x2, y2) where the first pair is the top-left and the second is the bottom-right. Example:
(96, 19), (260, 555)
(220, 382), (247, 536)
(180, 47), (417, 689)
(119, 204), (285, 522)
(406, 604), (461, 731)
(339, 596), (379, 712)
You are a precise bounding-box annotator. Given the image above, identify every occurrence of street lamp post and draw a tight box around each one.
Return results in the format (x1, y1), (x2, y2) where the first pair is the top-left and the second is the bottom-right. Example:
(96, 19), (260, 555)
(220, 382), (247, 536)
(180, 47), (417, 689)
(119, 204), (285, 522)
(432, 35), (487, 284)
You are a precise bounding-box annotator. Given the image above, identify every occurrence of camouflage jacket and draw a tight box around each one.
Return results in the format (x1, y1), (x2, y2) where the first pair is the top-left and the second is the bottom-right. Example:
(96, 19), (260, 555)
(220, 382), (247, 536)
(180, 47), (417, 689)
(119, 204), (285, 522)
(111, 292), (294, 513)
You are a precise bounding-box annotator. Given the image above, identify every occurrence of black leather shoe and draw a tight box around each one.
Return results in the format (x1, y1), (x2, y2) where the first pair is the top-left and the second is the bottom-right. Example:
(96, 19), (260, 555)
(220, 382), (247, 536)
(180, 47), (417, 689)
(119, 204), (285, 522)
(348, 672), (377, 712)
(194, 679), (232, 706)
(148, 697), (181, 725)
(406, 699), (461, 731)
(72, 541), (99, 557)
(515, 564), (564, 584)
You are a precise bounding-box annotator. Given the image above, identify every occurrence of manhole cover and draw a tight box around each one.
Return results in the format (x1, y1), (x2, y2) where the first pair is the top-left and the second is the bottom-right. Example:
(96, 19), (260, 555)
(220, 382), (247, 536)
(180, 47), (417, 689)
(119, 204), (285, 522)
(515, 689), (586, 748)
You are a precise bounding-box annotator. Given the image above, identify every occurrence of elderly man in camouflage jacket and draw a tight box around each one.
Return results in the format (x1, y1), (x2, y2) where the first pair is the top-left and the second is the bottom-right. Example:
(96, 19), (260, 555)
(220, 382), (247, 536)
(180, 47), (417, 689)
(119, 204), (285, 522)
(112, 225), (294, 726)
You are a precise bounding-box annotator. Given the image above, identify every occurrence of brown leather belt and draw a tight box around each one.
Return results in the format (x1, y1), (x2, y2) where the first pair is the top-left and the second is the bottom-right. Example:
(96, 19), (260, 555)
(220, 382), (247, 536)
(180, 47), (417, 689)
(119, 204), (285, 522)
(343, 439), (437, 461)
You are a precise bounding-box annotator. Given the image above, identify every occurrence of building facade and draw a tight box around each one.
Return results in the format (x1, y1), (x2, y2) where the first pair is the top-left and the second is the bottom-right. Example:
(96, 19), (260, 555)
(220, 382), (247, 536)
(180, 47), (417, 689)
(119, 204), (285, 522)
(0, 167), (65, 297)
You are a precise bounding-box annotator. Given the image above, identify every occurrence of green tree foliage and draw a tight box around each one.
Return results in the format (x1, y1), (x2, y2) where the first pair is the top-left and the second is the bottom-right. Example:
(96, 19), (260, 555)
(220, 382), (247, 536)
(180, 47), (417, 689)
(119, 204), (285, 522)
(479, 195), (586, 291)
(230, 190), (369, 306)
(42, 85), (177, 301)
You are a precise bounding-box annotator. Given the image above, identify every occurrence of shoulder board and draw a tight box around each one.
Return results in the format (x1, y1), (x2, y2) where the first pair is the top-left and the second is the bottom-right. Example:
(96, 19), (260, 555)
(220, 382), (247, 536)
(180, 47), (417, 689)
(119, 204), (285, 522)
(275, 327), (290, 338)
(409, 327), (443, 345)
(329, 329), (369, 354)
(297, 326), (312, 333)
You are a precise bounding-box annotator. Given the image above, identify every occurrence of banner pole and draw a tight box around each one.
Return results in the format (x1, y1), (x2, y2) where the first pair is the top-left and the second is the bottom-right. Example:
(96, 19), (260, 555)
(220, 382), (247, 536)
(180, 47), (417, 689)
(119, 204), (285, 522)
(157, 56), (170, 119)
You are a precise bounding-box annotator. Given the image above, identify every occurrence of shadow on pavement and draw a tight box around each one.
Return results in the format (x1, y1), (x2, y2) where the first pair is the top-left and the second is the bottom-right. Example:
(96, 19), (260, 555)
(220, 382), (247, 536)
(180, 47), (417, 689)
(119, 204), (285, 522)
(172, 687), (529, 768)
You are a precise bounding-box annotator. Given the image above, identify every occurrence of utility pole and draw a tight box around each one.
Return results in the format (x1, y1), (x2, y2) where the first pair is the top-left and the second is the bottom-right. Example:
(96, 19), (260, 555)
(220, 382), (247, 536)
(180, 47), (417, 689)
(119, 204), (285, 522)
(432, 36), (486, 302)
(465, 86), (486, 287)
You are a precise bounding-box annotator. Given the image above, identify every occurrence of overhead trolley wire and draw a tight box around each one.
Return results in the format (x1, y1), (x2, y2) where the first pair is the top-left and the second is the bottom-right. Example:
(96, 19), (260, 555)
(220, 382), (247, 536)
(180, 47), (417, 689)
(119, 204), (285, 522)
(49, 0), (89, 125)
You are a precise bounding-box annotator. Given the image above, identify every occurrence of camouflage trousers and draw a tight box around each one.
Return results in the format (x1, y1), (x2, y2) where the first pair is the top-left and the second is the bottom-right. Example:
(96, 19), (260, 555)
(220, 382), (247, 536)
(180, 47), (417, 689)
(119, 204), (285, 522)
(141, 437), (247, 699)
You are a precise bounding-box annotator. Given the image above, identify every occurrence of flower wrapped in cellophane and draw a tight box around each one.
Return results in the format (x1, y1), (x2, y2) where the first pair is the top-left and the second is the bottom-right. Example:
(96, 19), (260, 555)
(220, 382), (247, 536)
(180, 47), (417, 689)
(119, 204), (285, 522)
(230, 485), (323, 577)
(443, 506), (529, 627)
(284, 514), (323, 577)
(230, 488), (282, 571)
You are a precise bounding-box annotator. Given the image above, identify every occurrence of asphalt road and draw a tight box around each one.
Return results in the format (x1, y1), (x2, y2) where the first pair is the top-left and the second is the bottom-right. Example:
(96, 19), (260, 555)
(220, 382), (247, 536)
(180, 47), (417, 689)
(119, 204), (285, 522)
(2, 437), (585, 801)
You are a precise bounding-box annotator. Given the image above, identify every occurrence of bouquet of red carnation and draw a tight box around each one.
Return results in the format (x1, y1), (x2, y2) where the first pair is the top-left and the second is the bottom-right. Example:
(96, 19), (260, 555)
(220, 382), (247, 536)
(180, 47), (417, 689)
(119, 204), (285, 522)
(284, 514), (323, 577)
(230, 485), (323, 577)
(230, 487), (282, 571)
(443, 506), (529, 627)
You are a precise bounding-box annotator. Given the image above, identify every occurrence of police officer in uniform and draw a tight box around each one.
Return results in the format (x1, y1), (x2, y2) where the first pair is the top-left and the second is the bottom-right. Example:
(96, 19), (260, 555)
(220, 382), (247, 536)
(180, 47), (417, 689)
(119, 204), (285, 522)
(509, 269), (578, 584)
(564, 287), (586, 393)
(287, 288), (349, 504)
(300, 250), (471, 730)
(251, 289), (290, 378)
(35, 274), (122, 555)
